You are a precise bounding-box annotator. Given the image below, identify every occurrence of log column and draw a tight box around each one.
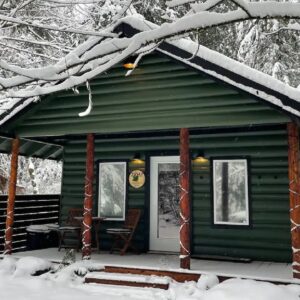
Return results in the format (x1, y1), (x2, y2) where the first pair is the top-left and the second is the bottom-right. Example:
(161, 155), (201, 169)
(288, 122), (300, 279)
(179, 128), (191, 269)
(4, 138), (20, 255)
(82, 133), (94, 260)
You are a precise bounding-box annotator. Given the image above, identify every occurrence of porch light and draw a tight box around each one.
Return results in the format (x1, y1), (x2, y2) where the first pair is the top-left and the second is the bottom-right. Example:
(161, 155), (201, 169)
(193, 151), (209, 163)
(123, 62), (135, 69)
(131, 153), (144, 164)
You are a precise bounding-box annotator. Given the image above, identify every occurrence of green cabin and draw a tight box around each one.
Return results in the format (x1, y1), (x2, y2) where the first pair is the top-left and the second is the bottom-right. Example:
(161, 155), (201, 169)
(1, 17), (300, 274)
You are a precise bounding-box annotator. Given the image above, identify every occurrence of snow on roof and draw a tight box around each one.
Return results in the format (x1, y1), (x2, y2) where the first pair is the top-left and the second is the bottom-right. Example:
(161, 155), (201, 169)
(0, 15), (300, 127)
(120, 16), (300, 117)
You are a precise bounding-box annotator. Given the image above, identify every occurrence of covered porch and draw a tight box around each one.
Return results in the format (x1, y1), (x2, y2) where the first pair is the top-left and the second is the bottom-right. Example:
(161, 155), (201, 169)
(1, 124), (300, 280)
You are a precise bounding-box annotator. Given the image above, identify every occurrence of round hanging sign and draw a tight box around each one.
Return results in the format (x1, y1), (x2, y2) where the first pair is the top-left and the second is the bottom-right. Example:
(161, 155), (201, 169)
(129, 169), (145, 189)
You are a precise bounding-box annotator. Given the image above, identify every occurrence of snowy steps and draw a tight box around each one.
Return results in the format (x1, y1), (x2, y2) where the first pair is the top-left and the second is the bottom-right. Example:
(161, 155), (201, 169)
(84, 271), (170, 289)
(84, 265), (205, 289)
(84, 265), (300, 288)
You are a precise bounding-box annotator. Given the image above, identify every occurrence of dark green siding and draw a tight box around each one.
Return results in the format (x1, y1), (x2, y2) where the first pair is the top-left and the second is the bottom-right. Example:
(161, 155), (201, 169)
(4, 55), (289, 137)
(61, 128), (291, 262)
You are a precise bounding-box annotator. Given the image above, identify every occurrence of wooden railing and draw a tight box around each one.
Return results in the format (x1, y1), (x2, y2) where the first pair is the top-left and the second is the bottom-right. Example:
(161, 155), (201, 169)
(0, 194), (60, 253)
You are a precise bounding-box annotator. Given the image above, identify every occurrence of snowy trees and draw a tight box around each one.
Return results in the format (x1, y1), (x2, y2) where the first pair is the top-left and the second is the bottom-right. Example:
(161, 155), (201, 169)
(0, 153), (62, 195)
(0, 0), (299, 103)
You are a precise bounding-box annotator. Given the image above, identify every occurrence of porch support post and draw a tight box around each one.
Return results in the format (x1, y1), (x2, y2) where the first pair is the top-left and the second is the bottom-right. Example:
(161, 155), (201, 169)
(4, 137), (20, 254)
(82, 133), (94, 260)
(287, 122), (300, 279)
(179, 128), (191, 269)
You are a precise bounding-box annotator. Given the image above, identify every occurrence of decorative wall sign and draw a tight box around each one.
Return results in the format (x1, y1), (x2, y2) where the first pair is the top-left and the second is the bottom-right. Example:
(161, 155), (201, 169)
(129, 169), (145, 189)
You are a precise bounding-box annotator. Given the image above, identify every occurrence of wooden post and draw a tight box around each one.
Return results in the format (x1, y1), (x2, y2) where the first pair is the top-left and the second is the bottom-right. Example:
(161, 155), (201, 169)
(179, 128), (191, 269)
(287, 122), (300, 279)
(82, 133), (94, 260)
(4, 138), (20, 254)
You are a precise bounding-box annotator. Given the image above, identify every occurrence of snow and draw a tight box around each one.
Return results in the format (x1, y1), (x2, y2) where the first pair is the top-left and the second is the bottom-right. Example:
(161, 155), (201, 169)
(123, 16), (300, 117)
(1, 7), (300, 124)
(87, 271), (170, 284)
(26, 225), (51, 233)
(11, 248), (295, 283)
(1, 255), (300, 300)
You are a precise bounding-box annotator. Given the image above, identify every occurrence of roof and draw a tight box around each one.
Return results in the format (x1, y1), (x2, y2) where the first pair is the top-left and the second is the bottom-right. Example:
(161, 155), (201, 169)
(0, 15), (299, 126)
(0, 136), (63, 160)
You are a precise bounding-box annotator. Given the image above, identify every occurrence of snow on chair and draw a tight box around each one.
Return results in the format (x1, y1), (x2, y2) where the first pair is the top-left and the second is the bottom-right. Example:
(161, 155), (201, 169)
(106, 208), (141, 255)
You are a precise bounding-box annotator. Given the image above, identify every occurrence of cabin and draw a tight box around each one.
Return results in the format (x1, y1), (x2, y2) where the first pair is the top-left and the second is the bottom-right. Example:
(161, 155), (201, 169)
(1, 17), (300, 279)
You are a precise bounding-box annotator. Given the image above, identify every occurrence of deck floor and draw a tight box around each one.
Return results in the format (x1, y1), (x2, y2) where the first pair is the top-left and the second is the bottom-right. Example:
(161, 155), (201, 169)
(10, 248), (293, 282)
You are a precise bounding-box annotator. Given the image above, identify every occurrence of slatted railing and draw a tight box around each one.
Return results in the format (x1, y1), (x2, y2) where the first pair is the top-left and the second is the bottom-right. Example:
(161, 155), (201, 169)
(0, 194), (60, 253)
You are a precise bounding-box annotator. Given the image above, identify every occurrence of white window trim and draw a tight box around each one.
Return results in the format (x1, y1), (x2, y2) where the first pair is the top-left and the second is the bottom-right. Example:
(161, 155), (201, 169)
(98, 161), (127, 221)
(213, 159), (249, 226)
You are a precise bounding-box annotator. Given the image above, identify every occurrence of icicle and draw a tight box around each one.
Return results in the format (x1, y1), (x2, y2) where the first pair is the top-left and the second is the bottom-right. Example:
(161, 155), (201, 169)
(78, 81), (93, 117)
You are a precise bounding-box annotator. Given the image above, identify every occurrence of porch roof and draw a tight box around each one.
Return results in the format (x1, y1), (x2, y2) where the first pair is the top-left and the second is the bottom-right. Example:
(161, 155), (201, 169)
(0, 135), (63, 160)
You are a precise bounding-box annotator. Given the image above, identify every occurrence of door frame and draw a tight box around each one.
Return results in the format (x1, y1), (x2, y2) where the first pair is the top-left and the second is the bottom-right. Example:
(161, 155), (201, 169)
(149, 155), (181, 252)
(144, 150), (179, 252)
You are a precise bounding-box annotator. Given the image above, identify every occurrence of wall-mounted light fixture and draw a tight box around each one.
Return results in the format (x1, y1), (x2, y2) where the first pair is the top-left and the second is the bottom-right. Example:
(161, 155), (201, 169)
(123, 57), (137, 70)
(131, 153), (144, 164)
(193, 151), (209, 164)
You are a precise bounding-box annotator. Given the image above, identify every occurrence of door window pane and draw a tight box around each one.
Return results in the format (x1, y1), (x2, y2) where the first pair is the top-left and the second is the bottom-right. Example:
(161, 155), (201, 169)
(213, 159), (249, 225)
(157, 163), (180, 238)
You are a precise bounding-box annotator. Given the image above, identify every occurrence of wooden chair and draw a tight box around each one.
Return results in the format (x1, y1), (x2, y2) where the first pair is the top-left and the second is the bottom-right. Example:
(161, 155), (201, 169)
(107, 208), (141, 255)
(57, 208), (83, 251)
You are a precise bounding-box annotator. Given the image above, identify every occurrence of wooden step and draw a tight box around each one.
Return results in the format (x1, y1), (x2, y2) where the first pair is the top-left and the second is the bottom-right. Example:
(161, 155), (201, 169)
(104, 265), (201, 283)
(102, 265), (299, 286)
(85, 271), (170, 289)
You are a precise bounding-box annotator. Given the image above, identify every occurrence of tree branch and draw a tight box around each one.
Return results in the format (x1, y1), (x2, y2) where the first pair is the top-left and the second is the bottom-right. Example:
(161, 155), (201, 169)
(0, 14), (117, 37)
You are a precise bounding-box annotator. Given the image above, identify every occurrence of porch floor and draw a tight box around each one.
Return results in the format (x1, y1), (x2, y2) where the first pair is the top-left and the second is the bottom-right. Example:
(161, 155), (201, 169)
(11, 248), (294, 283)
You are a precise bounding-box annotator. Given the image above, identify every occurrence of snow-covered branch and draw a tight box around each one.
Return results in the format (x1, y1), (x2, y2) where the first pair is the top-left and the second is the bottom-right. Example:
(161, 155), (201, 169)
(0, 0), (299, 101)
(0, 14), (117, 37)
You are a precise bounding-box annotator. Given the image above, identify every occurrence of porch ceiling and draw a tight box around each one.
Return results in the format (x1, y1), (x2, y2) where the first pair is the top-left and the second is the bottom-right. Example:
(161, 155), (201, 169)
(0, 136), (63, 160)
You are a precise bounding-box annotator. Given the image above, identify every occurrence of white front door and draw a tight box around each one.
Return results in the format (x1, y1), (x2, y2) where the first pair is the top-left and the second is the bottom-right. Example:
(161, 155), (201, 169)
(149, 156), (180, 252)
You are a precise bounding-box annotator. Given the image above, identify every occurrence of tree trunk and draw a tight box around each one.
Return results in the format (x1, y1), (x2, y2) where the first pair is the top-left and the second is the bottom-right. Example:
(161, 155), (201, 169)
(4, 138), (20, 254)
(82, 133), (94, 259)
(179, 128), (191, 269)
(287, 122), (300, 279)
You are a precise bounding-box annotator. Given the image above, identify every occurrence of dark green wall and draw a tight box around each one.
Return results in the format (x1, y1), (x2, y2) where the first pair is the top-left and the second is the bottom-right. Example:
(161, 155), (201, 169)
(3, 55), (289, 137)
(61, 127), (291, 262)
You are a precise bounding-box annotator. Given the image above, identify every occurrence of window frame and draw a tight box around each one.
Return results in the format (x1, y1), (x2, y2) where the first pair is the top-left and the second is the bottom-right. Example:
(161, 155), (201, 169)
(97, 160), (128, 221)
(211, 157), (250, 227)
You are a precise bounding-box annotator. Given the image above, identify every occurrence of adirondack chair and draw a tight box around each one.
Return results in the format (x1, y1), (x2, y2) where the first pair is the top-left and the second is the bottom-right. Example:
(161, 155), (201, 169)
(106, 208), (141, 255)
(57, 208), (83, 251)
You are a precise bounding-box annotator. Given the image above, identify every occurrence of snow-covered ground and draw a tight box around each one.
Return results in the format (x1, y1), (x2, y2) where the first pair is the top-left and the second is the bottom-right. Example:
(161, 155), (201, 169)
(0, 255), (300, 300)
(12, 248), (293, 282)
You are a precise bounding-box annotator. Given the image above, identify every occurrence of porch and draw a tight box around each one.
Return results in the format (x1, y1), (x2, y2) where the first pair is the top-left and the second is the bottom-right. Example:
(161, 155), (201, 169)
(11, 247), (294, 283)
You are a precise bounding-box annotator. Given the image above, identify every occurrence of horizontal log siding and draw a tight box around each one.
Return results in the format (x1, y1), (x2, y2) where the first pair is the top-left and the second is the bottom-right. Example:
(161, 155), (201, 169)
(7, 55), (289, 137)
(61, 128), (291, 262)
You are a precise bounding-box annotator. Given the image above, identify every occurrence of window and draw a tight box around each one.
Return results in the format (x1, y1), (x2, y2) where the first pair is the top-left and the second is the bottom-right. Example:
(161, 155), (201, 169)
(212, 158), (249, 226)
(98, 161), (127, 220)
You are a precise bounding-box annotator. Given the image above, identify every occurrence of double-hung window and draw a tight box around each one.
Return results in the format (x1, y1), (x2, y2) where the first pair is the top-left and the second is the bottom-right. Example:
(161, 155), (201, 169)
(212, 158), (249, 226)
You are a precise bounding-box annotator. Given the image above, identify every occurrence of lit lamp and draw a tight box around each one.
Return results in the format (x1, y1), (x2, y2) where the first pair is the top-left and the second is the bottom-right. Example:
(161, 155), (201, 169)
(193, 151), (209, 164)
(123, 62), (136, 69)
(131, 153), (144, 164)
(123, 57), (136, 70)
